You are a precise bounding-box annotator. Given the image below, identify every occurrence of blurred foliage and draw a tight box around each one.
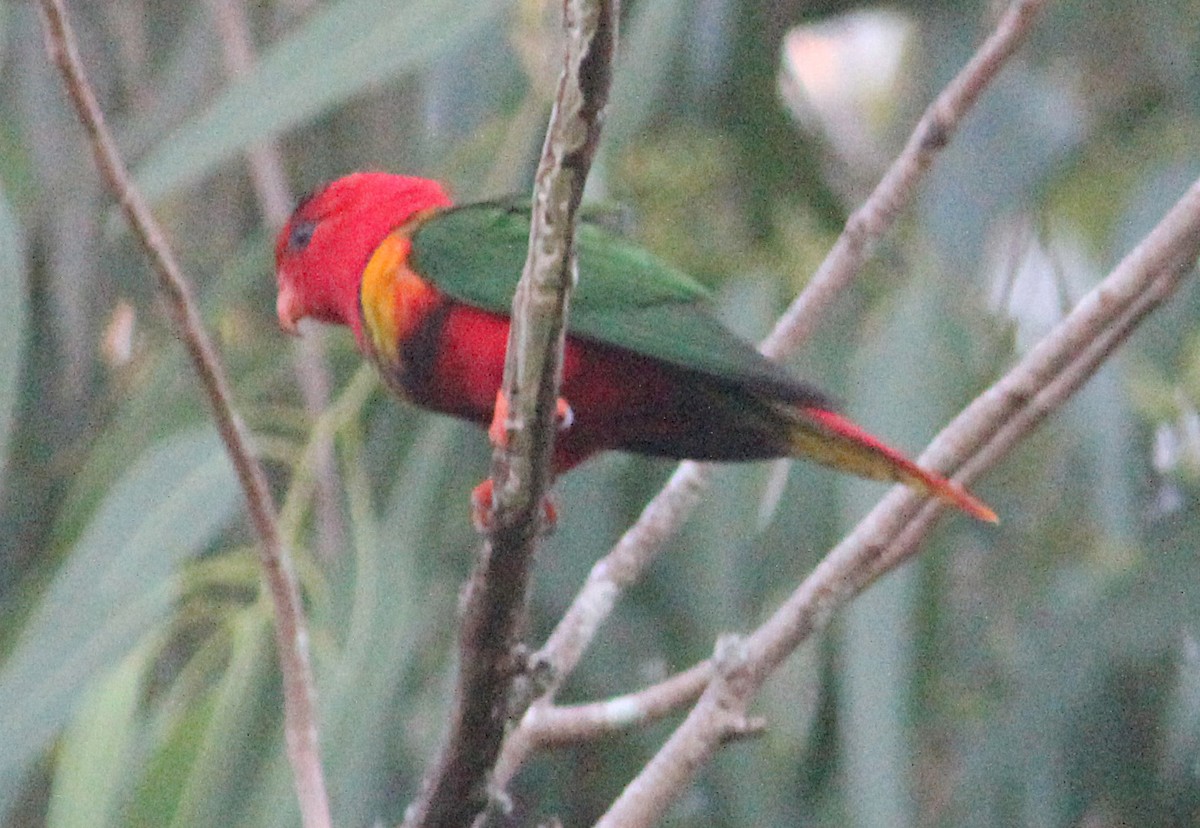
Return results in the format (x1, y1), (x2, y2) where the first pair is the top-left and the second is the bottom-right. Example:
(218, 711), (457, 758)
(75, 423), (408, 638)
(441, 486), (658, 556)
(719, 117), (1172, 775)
(2, 0), (1200, 826)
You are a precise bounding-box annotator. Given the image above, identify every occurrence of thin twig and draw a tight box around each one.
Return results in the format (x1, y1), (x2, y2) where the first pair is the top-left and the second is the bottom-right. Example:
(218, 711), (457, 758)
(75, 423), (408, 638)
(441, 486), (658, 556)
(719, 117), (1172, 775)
(494, 0), (1053, 788)
(504, 661), (713, 760)
(761, 0), (1052, 361)
(869, 229), (1198, 583)
(402, 1), (618, 826)
(35, 3), (331, 827)
(597, 171), (1200, 828)
(594, 637), (759, 828)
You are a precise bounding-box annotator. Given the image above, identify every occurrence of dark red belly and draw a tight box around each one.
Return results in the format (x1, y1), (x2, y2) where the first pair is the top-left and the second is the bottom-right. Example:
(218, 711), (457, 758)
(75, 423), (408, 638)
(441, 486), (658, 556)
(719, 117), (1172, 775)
(403, 303), (787, 475)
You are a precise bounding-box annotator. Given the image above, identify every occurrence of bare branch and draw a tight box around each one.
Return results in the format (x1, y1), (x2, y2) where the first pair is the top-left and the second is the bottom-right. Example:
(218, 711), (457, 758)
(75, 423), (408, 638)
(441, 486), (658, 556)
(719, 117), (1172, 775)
(35, 3), (331, 826)
(403, 1), (618, 826)
(761, 0), (1052, 360)
(514, 0), (1053, 758)
(598, 171), (1200, 828)
(870, 219), (1198, 583)
(537, 461), (715, 685)
(512, 661), (713, 759)
(594, 637), (758, 828)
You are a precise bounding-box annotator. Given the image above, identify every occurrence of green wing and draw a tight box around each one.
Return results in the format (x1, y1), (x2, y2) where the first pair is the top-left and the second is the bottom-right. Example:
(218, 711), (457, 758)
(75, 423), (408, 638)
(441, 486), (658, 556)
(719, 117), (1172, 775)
(408, 201), (828, 404)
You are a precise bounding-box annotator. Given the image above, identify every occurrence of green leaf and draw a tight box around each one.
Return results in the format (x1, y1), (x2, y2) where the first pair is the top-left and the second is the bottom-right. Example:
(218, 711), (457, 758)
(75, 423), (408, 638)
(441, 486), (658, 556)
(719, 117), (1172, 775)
(169, 608), (282, 828)
(319, 419), (459, 824)
(246, 417), (466, 828)
(0, 429), (238, 815)
(834, 275), (981, 827)
(0, 183), (25, 484)
(46, 643), (154, 828)
(839, 567), (919, 828)
(122, 692), (217, 827)
(135, 0), (506, 204)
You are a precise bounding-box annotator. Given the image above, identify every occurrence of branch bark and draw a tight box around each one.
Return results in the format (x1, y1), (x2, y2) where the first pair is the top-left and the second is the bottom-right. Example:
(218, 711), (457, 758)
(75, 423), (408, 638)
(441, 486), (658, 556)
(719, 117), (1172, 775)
(403, 1), (618, 826)
(513, 661), (713, 753)
(35, 3), (331, 827)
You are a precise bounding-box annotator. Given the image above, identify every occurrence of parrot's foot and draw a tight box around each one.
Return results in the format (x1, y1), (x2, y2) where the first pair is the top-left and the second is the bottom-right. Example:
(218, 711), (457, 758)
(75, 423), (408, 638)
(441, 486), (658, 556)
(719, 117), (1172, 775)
(471, 479), (495, 532)
(556, 397), (575, 431)
(488, 392), (507, 447)
(471, 479), (558, 534)
(488, 390), (575, 448)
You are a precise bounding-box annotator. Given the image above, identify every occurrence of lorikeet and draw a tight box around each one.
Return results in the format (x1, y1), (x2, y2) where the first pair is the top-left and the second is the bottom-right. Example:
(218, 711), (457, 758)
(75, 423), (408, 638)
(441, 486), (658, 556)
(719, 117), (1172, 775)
(275, 172), (996, 524)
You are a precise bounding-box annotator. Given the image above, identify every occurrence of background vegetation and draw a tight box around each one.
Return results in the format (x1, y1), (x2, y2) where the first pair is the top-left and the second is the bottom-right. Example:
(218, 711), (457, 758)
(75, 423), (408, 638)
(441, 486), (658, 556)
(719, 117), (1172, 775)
(3, 0), (1200, 825)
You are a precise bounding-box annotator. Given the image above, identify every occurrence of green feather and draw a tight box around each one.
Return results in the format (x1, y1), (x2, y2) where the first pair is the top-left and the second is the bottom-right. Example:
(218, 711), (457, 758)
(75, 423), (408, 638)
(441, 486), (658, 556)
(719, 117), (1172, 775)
(408, 201), (830, 406)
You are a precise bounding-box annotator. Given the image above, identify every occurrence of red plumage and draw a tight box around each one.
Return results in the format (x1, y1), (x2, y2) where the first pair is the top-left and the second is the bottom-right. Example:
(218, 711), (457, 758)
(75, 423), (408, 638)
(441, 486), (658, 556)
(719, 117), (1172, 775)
(275, 172), (997, 524)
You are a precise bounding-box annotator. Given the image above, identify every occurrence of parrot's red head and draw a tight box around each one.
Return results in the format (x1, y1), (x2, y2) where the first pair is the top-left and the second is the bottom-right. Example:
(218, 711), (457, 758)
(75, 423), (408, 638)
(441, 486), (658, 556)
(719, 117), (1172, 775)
(274, 172), (453, 348)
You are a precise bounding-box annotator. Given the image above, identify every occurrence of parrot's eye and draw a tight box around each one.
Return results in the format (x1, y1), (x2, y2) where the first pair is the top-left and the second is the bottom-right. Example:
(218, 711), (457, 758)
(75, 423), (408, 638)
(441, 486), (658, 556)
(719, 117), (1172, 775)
(288, 219), (317, 252)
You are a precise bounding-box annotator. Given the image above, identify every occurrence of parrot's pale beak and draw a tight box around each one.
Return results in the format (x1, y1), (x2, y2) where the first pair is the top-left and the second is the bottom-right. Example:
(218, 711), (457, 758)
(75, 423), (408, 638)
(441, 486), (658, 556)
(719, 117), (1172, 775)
(276, 282), (302, 336)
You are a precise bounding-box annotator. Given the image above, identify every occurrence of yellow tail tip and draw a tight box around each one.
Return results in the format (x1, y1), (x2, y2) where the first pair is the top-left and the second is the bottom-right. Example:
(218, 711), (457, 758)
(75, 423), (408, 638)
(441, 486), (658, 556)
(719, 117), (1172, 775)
(797, 408), (1000, 524)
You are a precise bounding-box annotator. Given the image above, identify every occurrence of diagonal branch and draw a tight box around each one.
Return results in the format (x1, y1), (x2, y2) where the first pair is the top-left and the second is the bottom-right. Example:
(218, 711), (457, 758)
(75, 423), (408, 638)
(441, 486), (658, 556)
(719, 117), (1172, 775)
(598, 169), (1200, 828)
(761, 0), (1051, 361)
(492, 0), (1053, 788)
(862, 284), (1167, 584)
(35, 3), (330, 827)
(402, 1), (618, 826)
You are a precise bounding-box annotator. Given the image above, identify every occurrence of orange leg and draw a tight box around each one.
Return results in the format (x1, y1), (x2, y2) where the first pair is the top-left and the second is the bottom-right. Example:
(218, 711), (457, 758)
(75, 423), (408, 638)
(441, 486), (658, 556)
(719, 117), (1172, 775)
(554, 397), (574, 431)
(478, 391), (572, 531)
(470, 479), (558, 534)
(488, 390), (574, 448)
(471, 479), (496, 533)
(487, 390), (509, 448)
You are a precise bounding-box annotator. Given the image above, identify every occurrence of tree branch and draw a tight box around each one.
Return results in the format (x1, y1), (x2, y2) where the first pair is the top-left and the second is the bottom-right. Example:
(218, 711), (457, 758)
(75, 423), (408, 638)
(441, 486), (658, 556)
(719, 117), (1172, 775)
(503, 661), (713, 762)
(761, 0), (1052, 361)
(597, 168), (1200, 828)
(35, 3), (331, 827)
(402, 1), (618, 826)
(594, 637), (760, 828)
(493, 0), (1053, 789)
(869, 224), (1197, 583)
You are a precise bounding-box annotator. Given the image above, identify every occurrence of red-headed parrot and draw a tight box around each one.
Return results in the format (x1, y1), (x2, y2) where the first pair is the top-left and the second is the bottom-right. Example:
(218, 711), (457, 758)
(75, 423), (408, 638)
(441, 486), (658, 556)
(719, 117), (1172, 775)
(275, 172), (996, 524)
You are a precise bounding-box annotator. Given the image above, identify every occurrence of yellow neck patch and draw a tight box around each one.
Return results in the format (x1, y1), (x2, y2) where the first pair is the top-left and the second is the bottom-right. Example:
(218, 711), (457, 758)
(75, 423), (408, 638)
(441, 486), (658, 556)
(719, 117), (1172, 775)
(359, 231), (439, 369)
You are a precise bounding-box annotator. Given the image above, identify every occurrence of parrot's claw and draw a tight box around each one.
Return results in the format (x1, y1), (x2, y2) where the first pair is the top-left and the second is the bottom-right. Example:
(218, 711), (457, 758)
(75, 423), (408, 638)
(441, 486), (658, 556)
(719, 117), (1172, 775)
(470, 480), (493, 533)
(555, 397), (574, 432)
(471, 479), (558, 535)
(488, 391), (509, 448)
(488, 391), (574, 448)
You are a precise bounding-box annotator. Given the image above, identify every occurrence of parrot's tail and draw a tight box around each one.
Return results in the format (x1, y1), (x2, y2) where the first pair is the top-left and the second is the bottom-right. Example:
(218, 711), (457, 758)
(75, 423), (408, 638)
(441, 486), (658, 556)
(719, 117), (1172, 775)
(786, 405), (998, 524)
